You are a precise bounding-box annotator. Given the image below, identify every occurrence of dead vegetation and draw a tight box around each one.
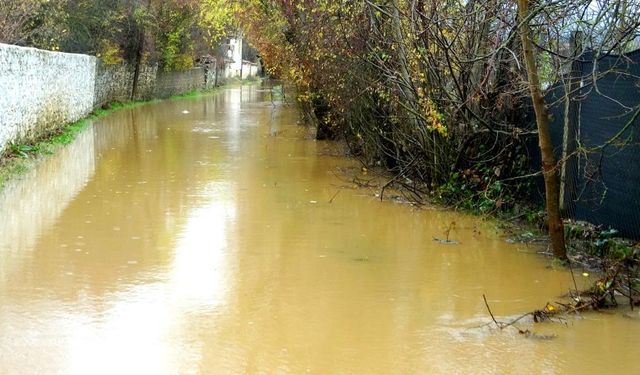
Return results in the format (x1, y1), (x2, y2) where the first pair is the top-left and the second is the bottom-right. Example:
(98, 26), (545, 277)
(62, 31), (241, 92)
(482, 244), (640, 338)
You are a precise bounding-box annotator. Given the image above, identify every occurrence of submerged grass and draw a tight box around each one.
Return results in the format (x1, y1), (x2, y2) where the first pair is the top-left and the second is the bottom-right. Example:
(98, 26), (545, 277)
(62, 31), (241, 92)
(0, 117), (96, 189)
(0, 77), (261, 190)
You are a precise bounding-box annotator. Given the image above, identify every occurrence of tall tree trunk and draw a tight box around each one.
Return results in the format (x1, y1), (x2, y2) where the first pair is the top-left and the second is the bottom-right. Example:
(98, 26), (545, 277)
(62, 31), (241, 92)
(517, 0), (566, 259)
(130, 28), (144, 101)
(390, 0), (415, 106)
(131, 0), (150, 101)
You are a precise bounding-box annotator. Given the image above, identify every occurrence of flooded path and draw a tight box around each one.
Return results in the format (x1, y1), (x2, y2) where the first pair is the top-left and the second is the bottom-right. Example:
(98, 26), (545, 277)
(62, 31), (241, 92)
(0, 84), (638, 374)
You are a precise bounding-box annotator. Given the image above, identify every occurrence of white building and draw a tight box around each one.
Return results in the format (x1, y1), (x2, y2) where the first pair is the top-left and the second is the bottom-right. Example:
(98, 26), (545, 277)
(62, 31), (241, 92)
(226, 34), (243, 78)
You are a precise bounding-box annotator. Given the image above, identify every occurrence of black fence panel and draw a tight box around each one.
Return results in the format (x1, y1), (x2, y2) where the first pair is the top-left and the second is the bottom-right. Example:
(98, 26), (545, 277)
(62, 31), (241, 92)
(542, 49), (640, 238)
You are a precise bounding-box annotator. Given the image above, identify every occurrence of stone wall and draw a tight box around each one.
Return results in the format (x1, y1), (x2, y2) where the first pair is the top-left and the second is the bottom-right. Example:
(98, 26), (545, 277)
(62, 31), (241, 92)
(155, 67), (206, 98)
(94, 62), (157, 107)
(96, 65), (221, 104)
(205, 66), (217, 90)
(0, 43), (261, 154)
(0, 43), (96, 153)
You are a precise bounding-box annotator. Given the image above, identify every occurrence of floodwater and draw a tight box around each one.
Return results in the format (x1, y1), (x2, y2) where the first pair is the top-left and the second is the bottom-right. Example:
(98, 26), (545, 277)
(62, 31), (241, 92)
(0, 83), (638, 374)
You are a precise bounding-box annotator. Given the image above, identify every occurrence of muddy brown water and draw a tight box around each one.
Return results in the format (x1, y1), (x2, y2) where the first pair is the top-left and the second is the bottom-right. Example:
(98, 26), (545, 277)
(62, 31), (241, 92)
(0, 84), (638, 374)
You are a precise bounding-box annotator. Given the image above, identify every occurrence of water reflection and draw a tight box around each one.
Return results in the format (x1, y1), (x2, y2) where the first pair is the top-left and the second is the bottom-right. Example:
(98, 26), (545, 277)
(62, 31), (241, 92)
(0, 84), (638, 374)
(171, 183), (235, 308)
(0, 129), (95, 288)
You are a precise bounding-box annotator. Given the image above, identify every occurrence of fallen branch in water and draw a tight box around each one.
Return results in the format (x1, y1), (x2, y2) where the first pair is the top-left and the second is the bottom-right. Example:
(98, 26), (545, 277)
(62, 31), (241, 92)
(482, 252), (640, 337)
(328, 190), (341, 203)
(482, 294), (544, 338)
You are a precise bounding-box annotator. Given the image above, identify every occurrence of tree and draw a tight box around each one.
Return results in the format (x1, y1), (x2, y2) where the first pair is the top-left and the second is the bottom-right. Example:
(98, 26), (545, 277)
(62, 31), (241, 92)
(517, 0), (566, 259)
(0, 0), (64, 47)
(199, 0), (238, 47)
(0, 0), (41, 44)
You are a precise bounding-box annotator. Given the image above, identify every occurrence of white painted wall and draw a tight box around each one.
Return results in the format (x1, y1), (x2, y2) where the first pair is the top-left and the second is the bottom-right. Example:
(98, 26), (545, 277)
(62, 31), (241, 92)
(241, 62), (259, 79)
(228, 37), (243, 75)
(0, 43), (96, 153)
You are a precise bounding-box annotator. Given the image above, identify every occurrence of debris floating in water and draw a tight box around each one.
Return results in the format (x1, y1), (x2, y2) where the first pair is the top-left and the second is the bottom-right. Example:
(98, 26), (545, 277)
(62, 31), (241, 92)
(182, 110), (190, 114)
(433, 237), (460, 245)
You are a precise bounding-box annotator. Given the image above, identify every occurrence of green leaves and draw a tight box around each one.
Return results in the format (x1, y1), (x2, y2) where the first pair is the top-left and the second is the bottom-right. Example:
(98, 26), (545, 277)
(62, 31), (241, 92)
(9, 143), (38, 159)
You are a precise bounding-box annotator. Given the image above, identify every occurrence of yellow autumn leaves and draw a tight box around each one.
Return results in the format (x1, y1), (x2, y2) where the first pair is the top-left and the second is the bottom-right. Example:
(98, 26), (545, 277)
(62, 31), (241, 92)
(417, 87), (447, 137)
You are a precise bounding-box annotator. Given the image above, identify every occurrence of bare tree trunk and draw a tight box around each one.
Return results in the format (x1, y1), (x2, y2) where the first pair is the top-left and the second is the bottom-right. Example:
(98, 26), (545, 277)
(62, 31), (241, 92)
(518, 0), (566, 259)
(390, 0), (416, 106)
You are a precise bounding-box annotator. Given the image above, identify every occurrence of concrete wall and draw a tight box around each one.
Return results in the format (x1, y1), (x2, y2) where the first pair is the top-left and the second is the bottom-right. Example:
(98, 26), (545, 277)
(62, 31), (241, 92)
(0, 43), (260, 154)
(0, 43), (96, 153)
(228, 37), (243, 74)
(221, 61), (260, 81)
(223, 63), (238, 79)
(241, 62), (259, 79)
